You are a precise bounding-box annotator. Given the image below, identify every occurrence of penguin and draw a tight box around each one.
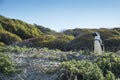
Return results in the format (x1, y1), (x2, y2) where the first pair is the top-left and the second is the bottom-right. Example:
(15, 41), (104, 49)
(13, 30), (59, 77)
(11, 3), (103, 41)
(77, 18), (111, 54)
(93, 32), (104, 55)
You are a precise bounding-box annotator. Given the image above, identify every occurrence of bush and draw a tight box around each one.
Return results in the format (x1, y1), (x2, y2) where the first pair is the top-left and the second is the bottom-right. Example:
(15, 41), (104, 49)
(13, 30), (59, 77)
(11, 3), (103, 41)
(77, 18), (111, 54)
(58, 53), (120, 80)
(104, 37), (120, 52)
(0, 30), (22, 44)
(17, 34), (74, 51)
(0, 15), (42, 39)
(45, 35), (74, 50)
(95, 53), (120, 78)
(0, 53), (17, 75)
(105, 71), (115, 80)
(34, 24), (55, 34)
(0, 42), (5, 46)
(57, 60), (104, 80)
(66, 32), (94, 51)
(0, 46), (33, 53)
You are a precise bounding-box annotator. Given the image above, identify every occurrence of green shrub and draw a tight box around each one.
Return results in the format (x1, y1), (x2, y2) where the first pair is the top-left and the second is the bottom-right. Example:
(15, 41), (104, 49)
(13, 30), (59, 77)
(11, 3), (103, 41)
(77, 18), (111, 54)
(66, 32), (94, 51)
(104, 37), (120, 52)
(19, 34), (74, 51)
(0, 23), (3, 29)
(95, 53), (120, 78)
(0, 46), (33, 53)
(0, 15), (42, 39)
(0, 30), (22, 44)
(30, 35), (56, 47)
(45, 35), (74, 50)
(105, 71), (115, 80)
(0, 42), (5, 46)
(34, 24), (56, 34)
(58, 60), (104, 80)
(0, 53), (17, 75)
(63, 28), (94, 37)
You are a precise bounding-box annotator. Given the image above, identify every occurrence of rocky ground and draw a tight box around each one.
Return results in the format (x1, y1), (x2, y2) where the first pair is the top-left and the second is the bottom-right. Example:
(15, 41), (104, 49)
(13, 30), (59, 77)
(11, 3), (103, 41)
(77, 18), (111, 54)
(0, 47), (91, 80)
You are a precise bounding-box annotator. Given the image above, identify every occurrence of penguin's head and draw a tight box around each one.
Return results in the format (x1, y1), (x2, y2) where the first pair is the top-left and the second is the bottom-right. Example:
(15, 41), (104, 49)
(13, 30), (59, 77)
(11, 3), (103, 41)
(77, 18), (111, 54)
(93, 32), (100, 39)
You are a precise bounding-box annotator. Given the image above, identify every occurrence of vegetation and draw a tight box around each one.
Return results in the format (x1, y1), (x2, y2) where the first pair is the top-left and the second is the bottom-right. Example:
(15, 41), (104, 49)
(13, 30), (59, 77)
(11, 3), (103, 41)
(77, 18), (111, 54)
(17, 34), (74, 50)
(0, 30), (22, 45)
(0, 46), (33, 53)
(64, 29), (120, 51)
(66, 32), (94, 51)
(0, 42), (6, 46)
(59, 60), (104, 80)
(104, 37), (120, 52)
(95, 53), (120, 78)
(0, 52), (17, 75)
(34, 24), (56, 34)
(0, 14), (120, 80)
(0, 15), (42, 40)
(0, 46), (119, 80)
(62, 28), (94, 37)
(0, 15), (120, 52)
(58, 53), (120, 80)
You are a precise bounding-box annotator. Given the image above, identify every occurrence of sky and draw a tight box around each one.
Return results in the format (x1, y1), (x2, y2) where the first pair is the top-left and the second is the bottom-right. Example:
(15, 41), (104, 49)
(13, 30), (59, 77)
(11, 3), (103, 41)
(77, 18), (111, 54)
(0, 0), (120, 32)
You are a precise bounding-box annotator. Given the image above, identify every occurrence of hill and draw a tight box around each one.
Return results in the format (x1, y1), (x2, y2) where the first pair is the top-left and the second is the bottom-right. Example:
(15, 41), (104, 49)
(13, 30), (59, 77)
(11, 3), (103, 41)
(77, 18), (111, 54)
(0, 15), (74, 50)
(63, 28), (120, 51)
(0, 15), (43, 45)
(0, 15), (120, 52)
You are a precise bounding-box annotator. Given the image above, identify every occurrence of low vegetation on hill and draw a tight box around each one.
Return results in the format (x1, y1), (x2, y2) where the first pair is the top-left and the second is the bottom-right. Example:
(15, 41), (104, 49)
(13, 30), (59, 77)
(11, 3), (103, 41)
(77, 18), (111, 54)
(0, 30), (22, 45)
(66, 30), (120, 51)
(0, 15), (120, 52)
(0, 15), (42, 40)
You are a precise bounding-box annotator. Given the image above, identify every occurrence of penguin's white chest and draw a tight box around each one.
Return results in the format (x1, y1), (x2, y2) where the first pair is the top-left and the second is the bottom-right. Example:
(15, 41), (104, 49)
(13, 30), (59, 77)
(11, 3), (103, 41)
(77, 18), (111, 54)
(94, 40), (102, 54)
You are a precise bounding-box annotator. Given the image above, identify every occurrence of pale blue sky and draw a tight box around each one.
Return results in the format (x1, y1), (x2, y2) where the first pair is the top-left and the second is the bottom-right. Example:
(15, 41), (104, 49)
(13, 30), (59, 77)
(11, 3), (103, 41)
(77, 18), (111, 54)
(0, 0), (120, 31)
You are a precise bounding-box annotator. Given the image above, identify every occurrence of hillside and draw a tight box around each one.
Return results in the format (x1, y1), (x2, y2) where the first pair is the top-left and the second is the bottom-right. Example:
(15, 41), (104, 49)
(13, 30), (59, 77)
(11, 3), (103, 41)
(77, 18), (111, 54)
(0, 15), (120, 52)
(0, 15), (43, 45)
(63, 28), (120, 51)
(0, 15), (74, 50)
